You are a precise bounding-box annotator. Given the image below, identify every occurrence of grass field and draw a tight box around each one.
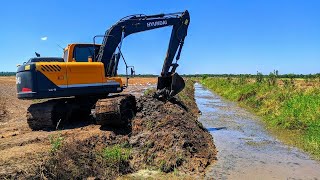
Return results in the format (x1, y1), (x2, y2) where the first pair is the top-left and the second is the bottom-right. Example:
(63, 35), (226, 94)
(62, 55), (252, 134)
(200, 76), (320, 159)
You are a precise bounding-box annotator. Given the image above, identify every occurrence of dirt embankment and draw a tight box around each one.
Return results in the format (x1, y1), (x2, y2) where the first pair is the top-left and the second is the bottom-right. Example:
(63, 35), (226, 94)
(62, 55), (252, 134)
(0, 77), (216, 179)
(130, 91), (216, 174)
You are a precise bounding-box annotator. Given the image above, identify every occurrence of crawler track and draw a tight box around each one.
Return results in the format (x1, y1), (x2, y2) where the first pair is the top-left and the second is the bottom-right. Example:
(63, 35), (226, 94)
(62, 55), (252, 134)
(26, 95), (136, 130)
(27, 100), (62, 130)
(95, 94), (136, 126)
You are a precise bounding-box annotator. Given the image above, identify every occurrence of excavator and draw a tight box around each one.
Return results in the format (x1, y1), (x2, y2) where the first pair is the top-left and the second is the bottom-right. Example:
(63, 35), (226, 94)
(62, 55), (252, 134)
(16, 10), (190, 130)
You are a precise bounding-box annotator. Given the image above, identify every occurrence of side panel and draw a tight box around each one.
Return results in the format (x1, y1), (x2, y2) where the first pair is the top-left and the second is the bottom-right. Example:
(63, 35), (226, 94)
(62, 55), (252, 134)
(66, 62), (104, 87)
(36, 62), (67, 91)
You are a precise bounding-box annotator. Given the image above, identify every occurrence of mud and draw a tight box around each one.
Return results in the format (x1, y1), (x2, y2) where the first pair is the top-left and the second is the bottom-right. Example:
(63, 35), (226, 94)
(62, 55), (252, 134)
(195, 83), (320, 179)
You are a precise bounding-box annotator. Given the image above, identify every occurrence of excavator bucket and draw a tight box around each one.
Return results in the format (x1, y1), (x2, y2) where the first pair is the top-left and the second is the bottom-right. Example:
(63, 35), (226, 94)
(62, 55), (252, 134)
(170, 73), (185, 96)
(157, 73), (185, 98)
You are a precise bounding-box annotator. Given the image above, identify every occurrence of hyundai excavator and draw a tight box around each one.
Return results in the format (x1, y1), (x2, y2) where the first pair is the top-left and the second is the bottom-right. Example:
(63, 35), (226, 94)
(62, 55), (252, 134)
(16, 11), (190, 130)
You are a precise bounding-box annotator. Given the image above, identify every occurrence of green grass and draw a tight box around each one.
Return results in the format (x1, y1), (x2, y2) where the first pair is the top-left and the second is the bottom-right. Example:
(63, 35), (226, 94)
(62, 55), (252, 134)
(49, 133), (64, 154)
(200, 77), (320, 159)
(144, 88), (155, 96)
(101, 144), (131, 164)
(178, 79), (194, 105)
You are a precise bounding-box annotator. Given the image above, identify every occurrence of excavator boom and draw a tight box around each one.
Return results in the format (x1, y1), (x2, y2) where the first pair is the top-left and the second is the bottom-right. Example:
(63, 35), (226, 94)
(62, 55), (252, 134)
(96, 11), (190, 98)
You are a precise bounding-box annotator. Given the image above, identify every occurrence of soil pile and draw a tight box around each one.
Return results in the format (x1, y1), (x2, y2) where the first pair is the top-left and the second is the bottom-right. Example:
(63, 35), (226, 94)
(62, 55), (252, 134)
(32, 132), (132, 179)
(130, 93), (217, 174)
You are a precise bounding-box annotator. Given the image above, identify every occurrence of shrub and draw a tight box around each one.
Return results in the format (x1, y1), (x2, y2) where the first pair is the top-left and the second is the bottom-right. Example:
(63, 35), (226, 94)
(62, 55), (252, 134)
(49, 133), (64, 154)
(256, 72), (264, 84)
(267, 71), (277, 86)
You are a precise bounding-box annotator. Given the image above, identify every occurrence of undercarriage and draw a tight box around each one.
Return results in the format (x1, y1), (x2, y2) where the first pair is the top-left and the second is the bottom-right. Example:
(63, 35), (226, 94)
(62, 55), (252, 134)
(26, 94), (136, 130)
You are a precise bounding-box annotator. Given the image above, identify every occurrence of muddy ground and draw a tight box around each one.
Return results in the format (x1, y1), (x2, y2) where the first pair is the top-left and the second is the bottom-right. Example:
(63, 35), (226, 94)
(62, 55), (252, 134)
(0, 77), (216, 179)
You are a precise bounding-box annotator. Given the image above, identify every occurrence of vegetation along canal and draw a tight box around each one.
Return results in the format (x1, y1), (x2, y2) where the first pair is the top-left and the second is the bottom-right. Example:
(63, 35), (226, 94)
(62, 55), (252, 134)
(194, 83), (320, 179)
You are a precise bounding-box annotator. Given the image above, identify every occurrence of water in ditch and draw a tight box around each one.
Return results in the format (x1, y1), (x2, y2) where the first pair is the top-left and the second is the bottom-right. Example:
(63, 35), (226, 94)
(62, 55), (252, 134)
(194, 83), (320, 180)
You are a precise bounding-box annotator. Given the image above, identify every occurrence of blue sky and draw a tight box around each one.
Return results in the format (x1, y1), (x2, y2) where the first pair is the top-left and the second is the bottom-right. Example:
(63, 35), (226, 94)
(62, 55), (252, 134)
(0, 0), (319, 74)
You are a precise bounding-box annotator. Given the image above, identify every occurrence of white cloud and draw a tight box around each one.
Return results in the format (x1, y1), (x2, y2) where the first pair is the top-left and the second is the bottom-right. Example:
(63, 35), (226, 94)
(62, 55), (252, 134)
(41, 36), (48, 41)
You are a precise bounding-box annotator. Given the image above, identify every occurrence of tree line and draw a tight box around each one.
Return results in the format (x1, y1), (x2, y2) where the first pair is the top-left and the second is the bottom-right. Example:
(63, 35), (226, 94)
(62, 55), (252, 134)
(0, 72), (16, 76)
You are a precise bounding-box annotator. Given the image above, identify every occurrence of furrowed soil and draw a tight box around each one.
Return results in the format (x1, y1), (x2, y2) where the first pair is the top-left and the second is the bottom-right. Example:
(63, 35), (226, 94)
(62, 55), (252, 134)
(0, 77), (216, 179)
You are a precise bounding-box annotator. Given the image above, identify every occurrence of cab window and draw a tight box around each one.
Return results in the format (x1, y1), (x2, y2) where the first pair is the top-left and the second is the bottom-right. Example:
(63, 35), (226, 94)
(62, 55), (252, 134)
(73, 46), (95, 62)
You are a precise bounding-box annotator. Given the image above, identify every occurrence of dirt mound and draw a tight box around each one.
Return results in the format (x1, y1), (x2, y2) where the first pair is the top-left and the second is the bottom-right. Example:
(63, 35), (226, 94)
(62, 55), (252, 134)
(130, 93), (217, 174)
(33, 134), (132, 179)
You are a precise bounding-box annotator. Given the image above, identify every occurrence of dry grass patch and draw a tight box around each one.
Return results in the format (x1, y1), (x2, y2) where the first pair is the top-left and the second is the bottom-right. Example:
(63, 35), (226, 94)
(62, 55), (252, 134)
(0, 96), (7, 121)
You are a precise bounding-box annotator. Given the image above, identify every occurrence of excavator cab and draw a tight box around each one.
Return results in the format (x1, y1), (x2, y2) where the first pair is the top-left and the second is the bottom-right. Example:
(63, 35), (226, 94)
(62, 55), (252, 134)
(63, 44), (101, 63)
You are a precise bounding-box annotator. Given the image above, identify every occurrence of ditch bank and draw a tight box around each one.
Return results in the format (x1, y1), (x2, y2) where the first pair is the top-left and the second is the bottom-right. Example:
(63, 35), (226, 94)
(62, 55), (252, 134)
(8, 80), (216, 179)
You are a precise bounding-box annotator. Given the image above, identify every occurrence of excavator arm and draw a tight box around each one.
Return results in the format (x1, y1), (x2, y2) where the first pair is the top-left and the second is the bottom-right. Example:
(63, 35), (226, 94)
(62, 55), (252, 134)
(96, 10), (190, 98)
